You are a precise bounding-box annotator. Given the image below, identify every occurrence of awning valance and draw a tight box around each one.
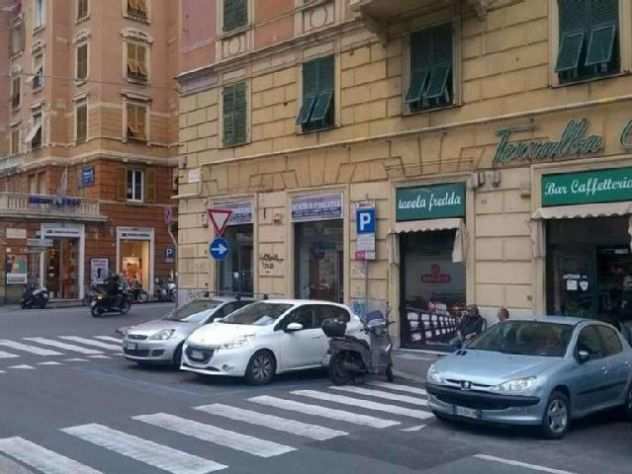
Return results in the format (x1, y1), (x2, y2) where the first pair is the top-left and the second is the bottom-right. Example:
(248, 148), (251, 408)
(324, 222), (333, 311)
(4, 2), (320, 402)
(391, 217), (462, 234)
(532, 202), (632, 220)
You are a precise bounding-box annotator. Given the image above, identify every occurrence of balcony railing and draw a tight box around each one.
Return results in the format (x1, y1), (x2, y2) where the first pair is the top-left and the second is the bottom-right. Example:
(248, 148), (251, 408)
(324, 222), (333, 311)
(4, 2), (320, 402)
(0, 193), (107, 222)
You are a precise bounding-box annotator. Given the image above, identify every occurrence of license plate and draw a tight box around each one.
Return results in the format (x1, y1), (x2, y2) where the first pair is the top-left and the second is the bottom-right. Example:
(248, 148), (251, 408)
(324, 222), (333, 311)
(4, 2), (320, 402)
(190, 350), (204, 360)
(125, 342), (137, 351)
(454, 406), (479, 419)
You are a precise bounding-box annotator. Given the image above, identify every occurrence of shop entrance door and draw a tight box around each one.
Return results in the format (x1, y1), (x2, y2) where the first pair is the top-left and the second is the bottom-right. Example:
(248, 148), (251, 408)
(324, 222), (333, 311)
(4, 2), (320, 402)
(45, 238), (80, 300)
(218, 225), (254, 296)
(547, 245), (596, 319)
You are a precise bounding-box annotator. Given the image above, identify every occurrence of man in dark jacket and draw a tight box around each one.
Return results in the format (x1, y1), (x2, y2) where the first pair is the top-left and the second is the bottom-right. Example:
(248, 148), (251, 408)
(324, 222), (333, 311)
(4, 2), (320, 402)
(450, 305), (485, 349)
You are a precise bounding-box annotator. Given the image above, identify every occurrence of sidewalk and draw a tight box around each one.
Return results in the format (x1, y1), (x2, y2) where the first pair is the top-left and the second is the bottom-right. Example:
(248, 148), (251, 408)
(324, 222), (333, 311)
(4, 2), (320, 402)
(392, 349), (443, 384)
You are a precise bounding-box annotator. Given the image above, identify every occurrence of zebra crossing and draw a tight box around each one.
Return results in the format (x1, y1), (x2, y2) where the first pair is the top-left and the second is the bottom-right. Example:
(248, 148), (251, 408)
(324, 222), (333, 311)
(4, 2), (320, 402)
(0, 381), (436, 473)
(0, 335), (122, 373)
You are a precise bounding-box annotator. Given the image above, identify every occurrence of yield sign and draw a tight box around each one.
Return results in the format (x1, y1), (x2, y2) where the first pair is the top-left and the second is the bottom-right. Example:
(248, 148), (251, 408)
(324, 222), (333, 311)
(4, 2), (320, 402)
(208, 208), (233, 236)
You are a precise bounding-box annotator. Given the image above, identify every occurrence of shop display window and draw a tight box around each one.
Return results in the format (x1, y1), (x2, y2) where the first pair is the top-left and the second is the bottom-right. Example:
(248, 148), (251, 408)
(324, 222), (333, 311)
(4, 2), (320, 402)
(217, 225), (253, 296)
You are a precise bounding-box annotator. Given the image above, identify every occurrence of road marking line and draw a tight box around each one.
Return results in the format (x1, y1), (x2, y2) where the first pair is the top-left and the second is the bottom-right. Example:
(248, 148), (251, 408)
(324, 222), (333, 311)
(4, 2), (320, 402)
(400, 424), (426, 432)
(134, 413), (295, 458)
(0, 436), (102, 474)
(0, 340), (62, 356)
(94, 336), (122, 343)
(474, 455), (578, 474)
(196, 403), (348, 441)
(64, 358), (88, 362)
(38, 361), (62, 366)
(59, 336), (121, 351)
(8, 364), (35, 370)
(0, 350), (19, 359)
(292, 390), (434, 421)
(368, 381), (428, 397)
(331, 386), (428, 406)
(88, 355), (111, 360)
(249, 395), (399, 429)
(62, 423), (225, 474)
(23, 338), (103, 355)
(0, 452), (36, 473)
(0, 370), (5, 374)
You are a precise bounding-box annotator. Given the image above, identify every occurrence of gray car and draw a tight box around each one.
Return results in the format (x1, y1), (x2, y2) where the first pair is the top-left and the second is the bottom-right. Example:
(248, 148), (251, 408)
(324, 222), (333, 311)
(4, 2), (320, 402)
(426, 317), (632, 438)
(122, 298), (253, 368)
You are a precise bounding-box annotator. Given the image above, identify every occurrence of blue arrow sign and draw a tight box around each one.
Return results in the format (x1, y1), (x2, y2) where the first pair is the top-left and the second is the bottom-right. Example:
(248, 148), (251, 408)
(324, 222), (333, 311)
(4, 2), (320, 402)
(209, 237), (230, 261)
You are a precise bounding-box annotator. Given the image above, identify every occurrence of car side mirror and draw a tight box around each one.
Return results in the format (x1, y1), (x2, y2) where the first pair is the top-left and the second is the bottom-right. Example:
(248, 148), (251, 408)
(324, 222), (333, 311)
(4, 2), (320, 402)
(285, 322), (303, 333)
(576, 349), (591, 364)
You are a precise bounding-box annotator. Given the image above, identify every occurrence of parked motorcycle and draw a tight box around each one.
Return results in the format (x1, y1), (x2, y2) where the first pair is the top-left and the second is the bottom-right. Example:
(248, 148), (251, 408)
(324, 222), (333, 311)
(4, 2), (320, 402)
(90, 287), (132, 317)
(154, 278), (176, 303)
(21, 284), (49, 309)
(323, 309), (394, 385)
(128, 280), (149, 304)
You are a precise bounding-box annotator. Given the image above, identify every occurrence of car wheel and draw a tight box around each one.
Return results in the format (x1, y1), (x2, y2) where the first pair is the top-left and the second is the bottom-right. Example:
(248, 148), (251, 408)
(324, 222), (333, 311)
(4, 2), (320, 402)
(91, 305), (103, 318)
(245, 350), (276, 385)
(623, 383), (632, 420)
(541, 391), (570, 439)
(172, 344), (183, 369)
(329, 352), (355, 386)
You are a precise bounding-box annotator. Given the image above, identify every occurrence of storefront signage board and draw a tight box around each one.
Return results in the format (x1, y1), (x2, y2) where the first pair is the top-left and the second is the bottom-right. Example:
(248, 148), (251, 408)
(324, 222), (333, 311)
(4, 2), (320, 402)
(6, 228), (26, 240)
(396, 183), (465, 221)
(42, 225), (82, 239)
(494, 119), (603, 164)
(291, 193), (343, 222)
(542, 167), (632, 207)
(213, 200), (253, 226)
(27, 238), (53, 248)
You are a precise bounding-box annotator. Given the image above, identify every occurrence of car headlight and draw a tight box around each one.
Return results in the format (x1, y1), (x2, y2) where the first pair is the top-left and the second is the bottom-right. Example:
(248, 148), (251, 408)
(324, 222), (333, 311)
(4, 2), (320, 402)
(220, 335), (255, 350)
(492, 376), (539, 394)
(427, 364), (444, 384)
(149, 329), (176, 341)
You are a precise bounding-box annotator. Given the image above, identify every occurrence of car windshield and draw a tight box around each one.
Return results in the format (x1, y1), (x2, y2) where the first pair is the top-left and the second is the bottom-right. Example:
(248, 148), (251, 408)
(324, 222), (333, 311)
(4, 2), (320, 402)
(164, 300), (222, 323)
(220, 302), (292, 326)
(468, 321), (574, 357)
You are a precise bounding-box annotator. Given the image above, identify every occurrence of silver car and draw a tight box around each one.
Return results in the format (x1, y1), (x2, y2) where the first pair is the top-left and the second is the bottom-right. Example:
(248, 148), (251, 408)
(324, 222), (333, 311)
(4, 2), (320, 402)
(426, 317), (632, 438)
(122, 298), (253, 368)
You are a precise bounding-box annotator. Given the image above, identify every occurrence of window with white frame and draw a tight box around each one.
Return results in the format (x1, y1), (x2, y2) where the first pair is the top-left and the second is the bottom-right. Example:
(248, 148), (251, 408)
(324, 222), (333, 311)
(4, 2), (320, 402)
(10, 128), (20, 155)
(77, 0), (89, 21)
(34, 0), (46, 29)
(76, 101), (88, 144)
(11, 76), (21, 109)
(10, 24), (25, 56)
(555, 0), (620, 83)
(76, 42), (88, 81)
(32, 53), (44, 90)
(127, 42), (148, 82)
(127, 0), (148, 21)
(126, 101), (148, 142)
(28, 111), (43, 150)
(127, 169), (144, 201)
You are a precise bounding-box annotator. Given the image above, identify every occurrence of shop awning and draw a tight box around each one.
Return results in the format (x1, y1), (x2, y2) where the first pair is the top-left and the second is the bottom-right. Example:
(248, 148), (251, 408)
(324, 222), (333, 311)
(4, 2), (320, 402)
(532, 202), (632, 220)
(391, 217), (462, 234)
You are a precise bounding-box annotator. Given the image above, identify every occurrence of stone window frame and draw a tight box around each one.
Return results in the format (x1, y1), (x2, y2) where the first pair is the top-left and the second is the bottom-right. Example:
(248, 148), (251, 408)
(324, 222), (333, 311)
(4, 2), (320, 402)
(74, 97), (89, 145)
(123, 98), (150, 144)
(10, 20), (25, 58)
(295, 43), (342, 135)
(122, 29), (153, 85)
(401, 13), (463, 116)
(29, 107), (44, 151)
(548, 0), (632, 87)
(31, 49), (45, 93)
(74, 38), (90, 85)
(219, 79), (251, 148)
(126, 168), (145, 202)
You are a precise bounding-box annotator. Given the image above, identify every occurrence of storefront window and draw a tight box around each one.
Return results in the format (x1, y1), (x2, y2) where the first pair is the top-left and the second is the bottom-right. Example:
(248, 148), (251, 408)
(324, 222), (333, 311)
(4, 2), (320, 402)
(218, 224), (253, 296)
(400, 230), (466, 349)
(295, 220), (343, 303)
(45, 238), (79, 299)
(120, 240), (150, 289)
(547, 217), (632, 329)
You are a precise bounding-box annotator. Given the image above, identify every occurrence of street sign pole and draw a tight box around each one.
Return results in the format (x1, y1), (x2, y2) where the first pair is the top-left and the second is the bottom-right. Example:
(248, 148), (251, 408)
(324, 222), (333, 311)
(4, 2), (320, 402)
(356, 206), (376, 318)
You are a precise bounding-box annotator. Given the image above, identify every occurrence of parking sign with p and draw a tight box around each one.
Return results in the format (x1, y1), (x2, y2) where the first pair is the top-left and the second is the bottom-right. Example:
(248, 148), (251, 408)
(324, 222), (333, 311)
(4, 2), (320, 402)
(356, 208), (376, 234)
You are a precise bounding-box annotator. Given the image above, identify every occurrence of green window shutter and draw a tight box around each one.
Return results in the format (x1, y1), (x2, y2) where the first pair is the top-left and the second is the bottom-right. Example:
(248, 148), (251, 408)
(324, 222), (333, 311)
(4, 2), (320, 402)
(431, 23), (453, 66)
(297, 59), (319, 125)
(224, 0), (247, 32)
(425, 65), (451, 100)
(558, 0), (587, 35)
(556, 31), (585, 72)
(310, 90), (333, 122)
(405, 69), (429, 104)
(223, 85), (236, 145)
(421, 24), (453, 104)
(308, 56), (334, 125)
(407, 30), (431, 104)
(585, 0), (618, 67)
(233, 82), (247, 145)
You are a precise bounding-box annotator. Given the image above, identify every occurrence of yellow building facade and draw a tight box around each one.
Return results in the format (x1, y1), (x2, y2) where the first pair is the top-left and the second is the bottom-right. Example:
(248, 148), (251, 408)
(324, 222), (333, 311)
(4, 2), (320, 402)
(177, 0), (632, 349)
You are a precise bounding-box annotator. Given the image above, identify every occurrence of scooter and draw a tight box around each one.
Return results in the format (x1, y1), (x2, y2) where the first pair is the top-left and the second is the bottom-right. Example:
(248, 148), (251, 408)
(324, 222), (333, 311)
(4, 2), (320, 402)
(128, 280), (149, 304)
(91, 287), (132, 317)
(323, 309), (395, 385)
(21, 284), (49, 309)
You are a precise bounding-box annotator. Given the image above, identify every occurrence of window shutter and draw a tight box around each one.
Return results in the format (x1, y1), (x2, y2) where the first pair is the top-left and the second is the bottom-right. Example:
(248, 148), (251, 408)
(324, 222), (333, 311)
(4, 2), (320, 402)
(127, 44), (137, 76)
(137, 46), (147, 79)
(297, 60), (318, 125)
(585, 0), (618, 66)
(77, 104), (87, 143)
(77, 45), (87, 80)
(224, 0), (247, 32)
(223, 85), (236, 145)
(145, 169), (157, 203)
(309, 57), (334, 123)
(117, 167), (127, 201)
(138, 106), (147, 141)
(233, 82), (247, 145)
(558, 0), (587, 35)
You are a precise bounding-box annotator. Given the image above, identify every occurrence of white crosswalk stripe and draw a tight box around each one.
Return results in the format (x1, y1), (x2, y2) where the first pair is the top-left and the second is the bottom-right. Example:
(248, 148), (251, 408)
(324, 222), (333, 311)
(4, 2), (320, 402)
(368, 381), (428, 397)
(134, 413), (295, 458)
(249, 395), (399, 429)
(8, 365), (35, 370)
(196, 403), (348, 441)
(0, 350), (19, 359)
(38, 361), (62, 366)
(59, 336), (121, 351)
(331, 386), (429, 406)
(94, 336), (122, 343)
(62, 423), (225, 474)
(64, 358), (88, 362)
(0, 437), (102, 474)
(23, 338), (103, 355)
(0, 340), (62, 356)
(292, 390), (434, 421)
(88, 355), (111, 360)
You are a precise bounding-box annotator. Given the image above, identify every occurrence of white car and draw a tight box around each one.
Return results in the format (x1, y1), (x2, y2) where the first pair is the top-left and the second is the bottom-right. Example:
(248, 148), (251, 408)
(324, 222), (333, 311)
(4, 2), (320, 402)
(180, 299), (366, 384)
